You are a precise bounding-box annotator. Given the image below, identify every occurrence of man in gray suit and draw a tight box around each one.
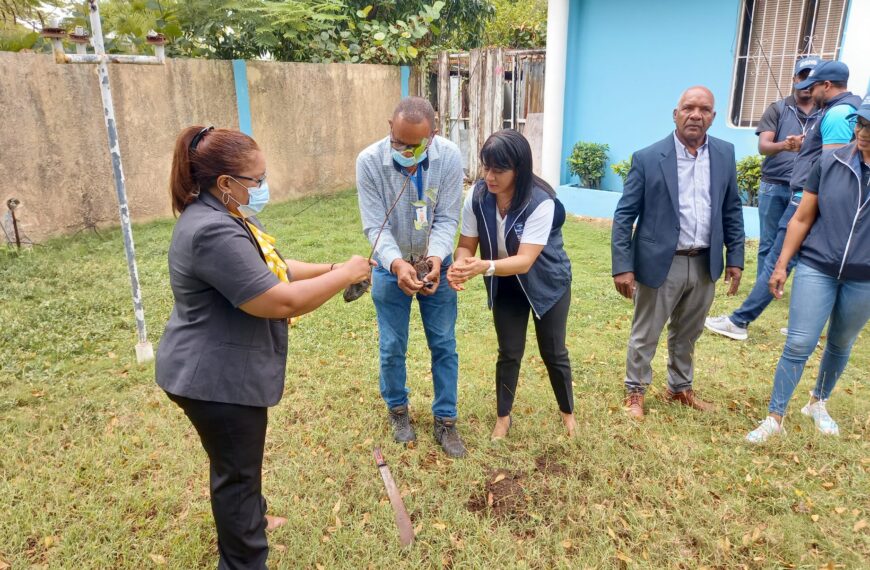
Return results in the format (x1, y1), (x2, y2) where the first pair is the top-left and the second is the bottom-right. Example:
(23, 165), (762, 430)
(611, 86), (745, 419)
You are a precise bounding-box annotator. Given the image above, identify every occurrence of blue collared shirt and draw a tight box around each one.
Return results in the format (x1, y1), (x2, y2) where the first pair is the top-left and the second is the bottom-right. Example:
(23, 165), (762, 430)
(673, 132), (712, 249)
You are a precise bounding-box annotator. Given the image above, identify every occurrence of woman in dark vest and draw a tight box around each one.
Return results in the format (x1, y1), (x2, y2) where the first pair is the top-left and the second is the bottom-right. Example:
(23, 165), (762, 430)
(447, 129), (575, 440)
(747, 99), (870, 443)
(157, 126), (372, 568)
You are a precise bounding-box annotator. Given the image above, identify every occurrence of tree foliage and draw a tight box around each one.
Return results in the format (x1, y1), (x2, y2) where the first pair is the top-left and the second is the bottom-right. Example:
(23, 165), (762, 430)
(0, 0), (503, 63)
(485, 0), (547, 49)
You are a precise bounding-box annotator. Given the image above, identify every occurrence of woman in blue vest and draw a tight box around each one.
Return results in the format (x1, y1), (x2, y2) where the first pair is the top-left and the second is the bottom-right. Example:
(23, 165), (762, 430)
(747, 99), (870, 443)
(447, 129), (575, 440)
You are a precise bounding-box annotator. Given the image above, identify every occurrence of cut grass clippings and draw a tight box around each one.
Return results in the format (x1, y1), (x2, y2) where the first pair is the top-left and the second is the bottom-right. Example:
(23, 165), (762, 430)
(1, 190), (868, 568)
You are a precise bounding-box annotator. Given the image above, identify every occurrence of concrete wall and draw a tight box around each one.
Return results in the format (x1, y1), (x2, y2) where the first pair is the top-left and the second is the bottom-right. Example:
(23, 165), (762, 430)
(246, 62), (399, 201)
(0, 52), (401, 241)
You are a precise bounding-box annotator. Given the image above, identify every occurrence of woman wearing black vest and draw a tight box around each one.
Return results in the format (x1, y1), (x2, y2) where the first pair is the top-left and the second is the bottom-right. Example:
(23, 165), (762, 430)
(746, 101), (870, 444)
(447, 130), (575, 440)
(157, 126), (373, 568)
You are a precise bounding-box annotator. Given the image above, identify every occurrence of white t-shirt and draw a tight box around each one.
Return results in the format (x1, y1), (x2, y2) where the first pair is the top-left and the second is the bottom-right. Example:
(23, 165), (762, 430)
(460, 192), (555, 259)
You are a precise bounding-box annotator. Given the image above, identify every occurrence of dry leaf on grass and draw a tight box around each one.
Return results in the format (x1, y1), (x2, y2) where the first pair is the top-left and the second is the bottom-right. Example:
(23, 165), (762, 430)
(493, 473), (506, 484)
(149, 553), (167, 565)
(853, 519), (868, 533)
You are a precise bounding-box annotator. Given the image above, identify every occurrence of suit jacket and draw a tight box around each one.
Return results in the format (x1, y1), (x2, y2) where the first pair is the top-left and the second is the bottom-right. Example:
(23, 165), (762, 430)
(611, 134), (745, 288)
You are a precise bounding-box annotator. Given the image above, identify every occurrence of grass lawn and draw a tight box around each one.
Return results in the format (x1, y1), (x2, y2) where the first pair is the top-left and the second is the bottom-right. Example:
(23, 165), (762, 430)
(1, 190), (868, 569)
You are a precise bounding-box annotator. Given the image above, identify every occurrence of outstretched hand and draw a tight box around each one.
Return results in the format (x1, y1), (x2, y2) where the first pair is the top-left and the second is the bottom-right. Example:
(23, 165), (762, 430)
(417, 256), (442, 296)
(341, 255), (376, 284)
(447, 257), (485, 291)
(391, 259), (424, 296)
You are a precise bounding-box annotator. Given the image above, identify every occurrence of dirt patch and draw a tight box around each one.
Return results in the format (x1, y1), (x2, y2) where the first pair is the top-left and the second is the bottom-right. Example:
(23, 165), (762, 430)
(571, 215), (613, 229)
(534, 454), (569, 477)
(467, 469), (526, 520)
(418, 449), (441, 470)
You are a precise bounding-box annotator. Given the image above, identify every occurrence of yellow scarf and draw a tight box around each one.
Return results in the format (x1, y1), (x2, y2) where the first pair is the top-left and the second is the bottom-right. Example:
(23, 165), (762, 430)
(243, 219), (289, 283)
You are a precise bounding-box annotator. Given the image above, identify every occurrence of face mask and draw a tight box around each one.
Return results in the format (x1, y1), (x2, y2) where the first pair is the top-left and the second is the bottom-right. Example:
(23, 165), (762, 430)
(392, 149), (426, 168)
(238, 183), (270, 217)
(225, 177), (270, 217)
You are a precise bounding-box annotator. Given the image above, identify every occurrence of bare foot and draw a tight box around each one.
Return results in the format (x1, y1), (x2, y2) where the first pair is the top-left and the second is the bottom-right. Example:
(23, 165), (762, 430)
(490, 416), (511, 440)
(561, 412), (577, 438)
(266, 515), (287, 531)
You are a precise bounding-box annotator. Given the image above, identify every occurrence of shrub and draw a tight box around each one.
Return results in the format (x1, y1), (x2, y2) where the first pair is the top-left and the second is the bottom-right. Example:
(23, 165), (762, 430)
(736, 155), (763, 206)
(611, 156), (632, 185)
(567, 141), (609, 189)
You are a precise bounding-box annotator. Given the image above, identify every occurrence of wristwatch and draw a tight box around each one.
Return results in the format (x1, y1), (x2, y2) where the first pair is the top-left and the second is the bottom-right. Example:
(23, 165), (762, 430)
(484, 260), (496, 277)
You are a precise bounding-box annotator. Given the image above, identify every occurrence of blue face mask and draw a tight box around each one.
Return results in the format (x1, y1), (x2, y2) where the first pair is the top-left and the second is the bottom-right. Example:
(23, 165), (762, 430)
(228, 177), (270, 217)
(392, 149), (426, 168)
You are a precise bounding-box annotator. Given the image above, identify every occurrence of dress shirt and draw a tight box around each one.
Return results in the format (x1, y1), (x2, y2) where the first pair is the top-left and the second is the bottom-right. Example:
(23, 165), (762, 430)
(673, 132), (712, 249)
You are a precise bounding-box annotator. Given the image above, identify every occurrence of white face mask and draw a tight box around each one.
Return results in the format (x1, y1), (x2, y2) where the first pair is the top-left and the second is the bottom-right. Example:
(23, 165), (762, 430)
(224, 176), (270, 217)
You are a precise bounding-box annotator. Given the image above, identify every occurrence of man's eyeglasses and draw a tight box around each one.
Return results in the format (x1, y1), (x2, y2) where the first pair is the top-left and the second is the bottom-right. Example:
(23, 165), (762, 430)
(389, 131), (432, 155)
(856, 119), (870, 132)
(231, 173), (267, 188)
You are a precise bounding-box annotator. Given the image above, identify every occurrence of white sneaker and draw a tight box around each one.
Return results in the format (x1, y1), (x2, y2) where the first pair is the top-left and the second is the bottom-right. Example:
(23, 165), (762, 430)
(745, 416), (785, 444)
(801, 398), (840, 436)
(705, 315), (748, 340)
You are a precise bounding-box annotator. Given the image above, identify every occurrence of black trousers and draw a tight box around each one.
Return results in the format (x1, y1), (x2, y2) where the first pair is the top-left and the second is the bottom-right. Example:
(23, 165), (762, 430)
(492, 276), (574, 417)
(167, 393), (269, 570)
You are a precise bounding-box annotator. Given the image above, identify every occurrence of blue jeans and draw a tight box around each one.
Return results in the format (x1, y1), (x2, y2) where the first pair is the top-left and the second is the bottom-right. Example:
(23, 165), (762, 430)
(756, 181), (791, 276)
(730, 196), (800, 329)
(371, 262), (459, 418)
(768, 262), (870, 416)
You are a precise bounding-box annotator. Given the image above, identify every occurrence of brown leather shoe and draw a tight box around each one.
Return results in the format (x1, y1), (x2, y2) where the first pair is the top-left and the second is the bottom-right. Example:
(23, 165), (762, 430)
(665, 388), (715, 412)
(624, 392), (645, 419)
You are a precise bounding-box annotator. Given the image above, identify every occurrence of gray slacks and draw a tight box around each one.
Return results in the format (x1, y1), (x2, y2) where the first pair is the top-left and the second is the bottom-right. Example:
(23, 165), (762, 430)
(625, 253), (715, 394)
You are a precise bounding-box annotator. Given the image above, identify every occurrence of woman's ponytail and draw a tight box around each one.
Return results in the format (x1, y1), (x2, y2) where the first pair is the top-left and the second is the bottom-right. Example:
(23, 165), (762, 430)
(169, 126), (204, 216)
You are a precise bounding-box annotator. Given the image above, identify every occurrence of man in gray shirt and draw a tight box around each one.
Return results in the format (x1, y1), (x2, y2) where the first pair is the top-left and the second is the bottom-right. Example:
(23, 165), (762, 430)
(356, 97), (466, 457)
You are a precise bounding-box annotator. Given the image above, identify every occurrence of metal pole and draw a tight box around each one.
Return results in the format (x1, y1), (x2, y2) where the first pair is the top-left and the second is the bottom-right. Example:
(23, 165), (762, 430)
(87, 0), (153, 363)
(7, 199), (21, 249)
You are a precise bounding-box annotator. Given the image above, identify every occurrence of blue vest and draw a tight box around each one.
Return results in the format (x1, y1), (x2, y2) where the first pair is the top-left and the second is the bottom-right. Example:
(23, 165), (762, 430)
(471, 182), (572, 318)
(761, 97), (820, 185)
(800, 144), (870, 281)
(790, 91), (862, 193)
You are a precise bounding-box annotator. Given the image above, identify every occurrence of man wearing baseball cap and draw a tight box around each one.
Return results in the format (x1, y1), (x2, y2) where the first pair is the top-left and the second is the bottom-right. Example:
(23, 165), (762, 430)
(706, 59), (861, 342)
(706, 57), (821, 341)
(789, 60), (862, 191)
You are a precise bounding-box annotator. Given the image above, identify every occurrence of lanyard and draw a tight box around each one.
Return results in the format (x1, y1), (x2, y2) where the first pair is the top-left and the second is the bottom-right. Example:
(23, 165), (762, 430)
(410, 167), (424, 201)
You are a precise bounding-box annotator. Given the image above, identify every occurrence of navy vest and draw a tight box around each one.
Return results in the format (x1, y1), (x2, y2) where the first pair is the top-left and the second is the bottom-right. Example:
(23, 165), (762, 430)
(800, 144), (870, 281)
(472, 182), (572, 318)
(790, 91), (862, 193)
(761, 97), (820, 185)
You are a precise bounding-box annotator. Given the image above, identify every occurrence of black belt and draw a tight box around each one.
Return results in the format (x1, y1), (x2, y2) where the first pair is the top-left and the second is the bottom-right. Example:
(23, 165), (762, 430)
(675, 248), (709, 257)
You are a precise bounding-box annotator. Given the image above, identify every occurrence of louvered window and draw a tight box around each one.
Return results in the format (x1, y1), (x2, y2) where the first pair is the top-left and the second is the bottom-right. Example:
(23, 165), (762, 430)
(730, 0), (849, 127)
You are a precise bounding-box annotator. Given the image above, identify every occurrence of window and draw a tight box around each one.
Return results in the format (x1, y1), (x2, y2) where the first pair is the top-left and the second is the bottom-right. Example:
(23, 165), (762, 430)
(730, 0), (849, 127)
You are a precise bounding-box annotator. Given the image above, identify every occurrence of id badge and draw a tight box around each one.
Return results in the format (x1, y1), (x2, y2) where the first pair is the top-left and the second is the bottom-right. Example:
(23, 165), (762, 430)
(413, 200), (428, 230)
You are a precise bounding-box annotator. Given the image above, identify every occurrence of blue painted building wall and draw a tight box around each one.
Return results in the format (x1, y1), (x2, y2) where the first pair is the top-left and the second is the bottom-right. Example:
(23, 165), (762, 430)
(560, 0), (758, 190)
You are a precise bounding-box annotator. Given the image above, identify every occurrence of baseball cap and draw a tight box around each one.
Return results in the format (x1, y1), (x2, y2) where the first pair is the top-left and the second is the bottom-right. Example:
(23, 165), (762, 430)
(794, 60), (849, 90)
(846, 94), (870, 123)
(794, 56), (819, 75)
